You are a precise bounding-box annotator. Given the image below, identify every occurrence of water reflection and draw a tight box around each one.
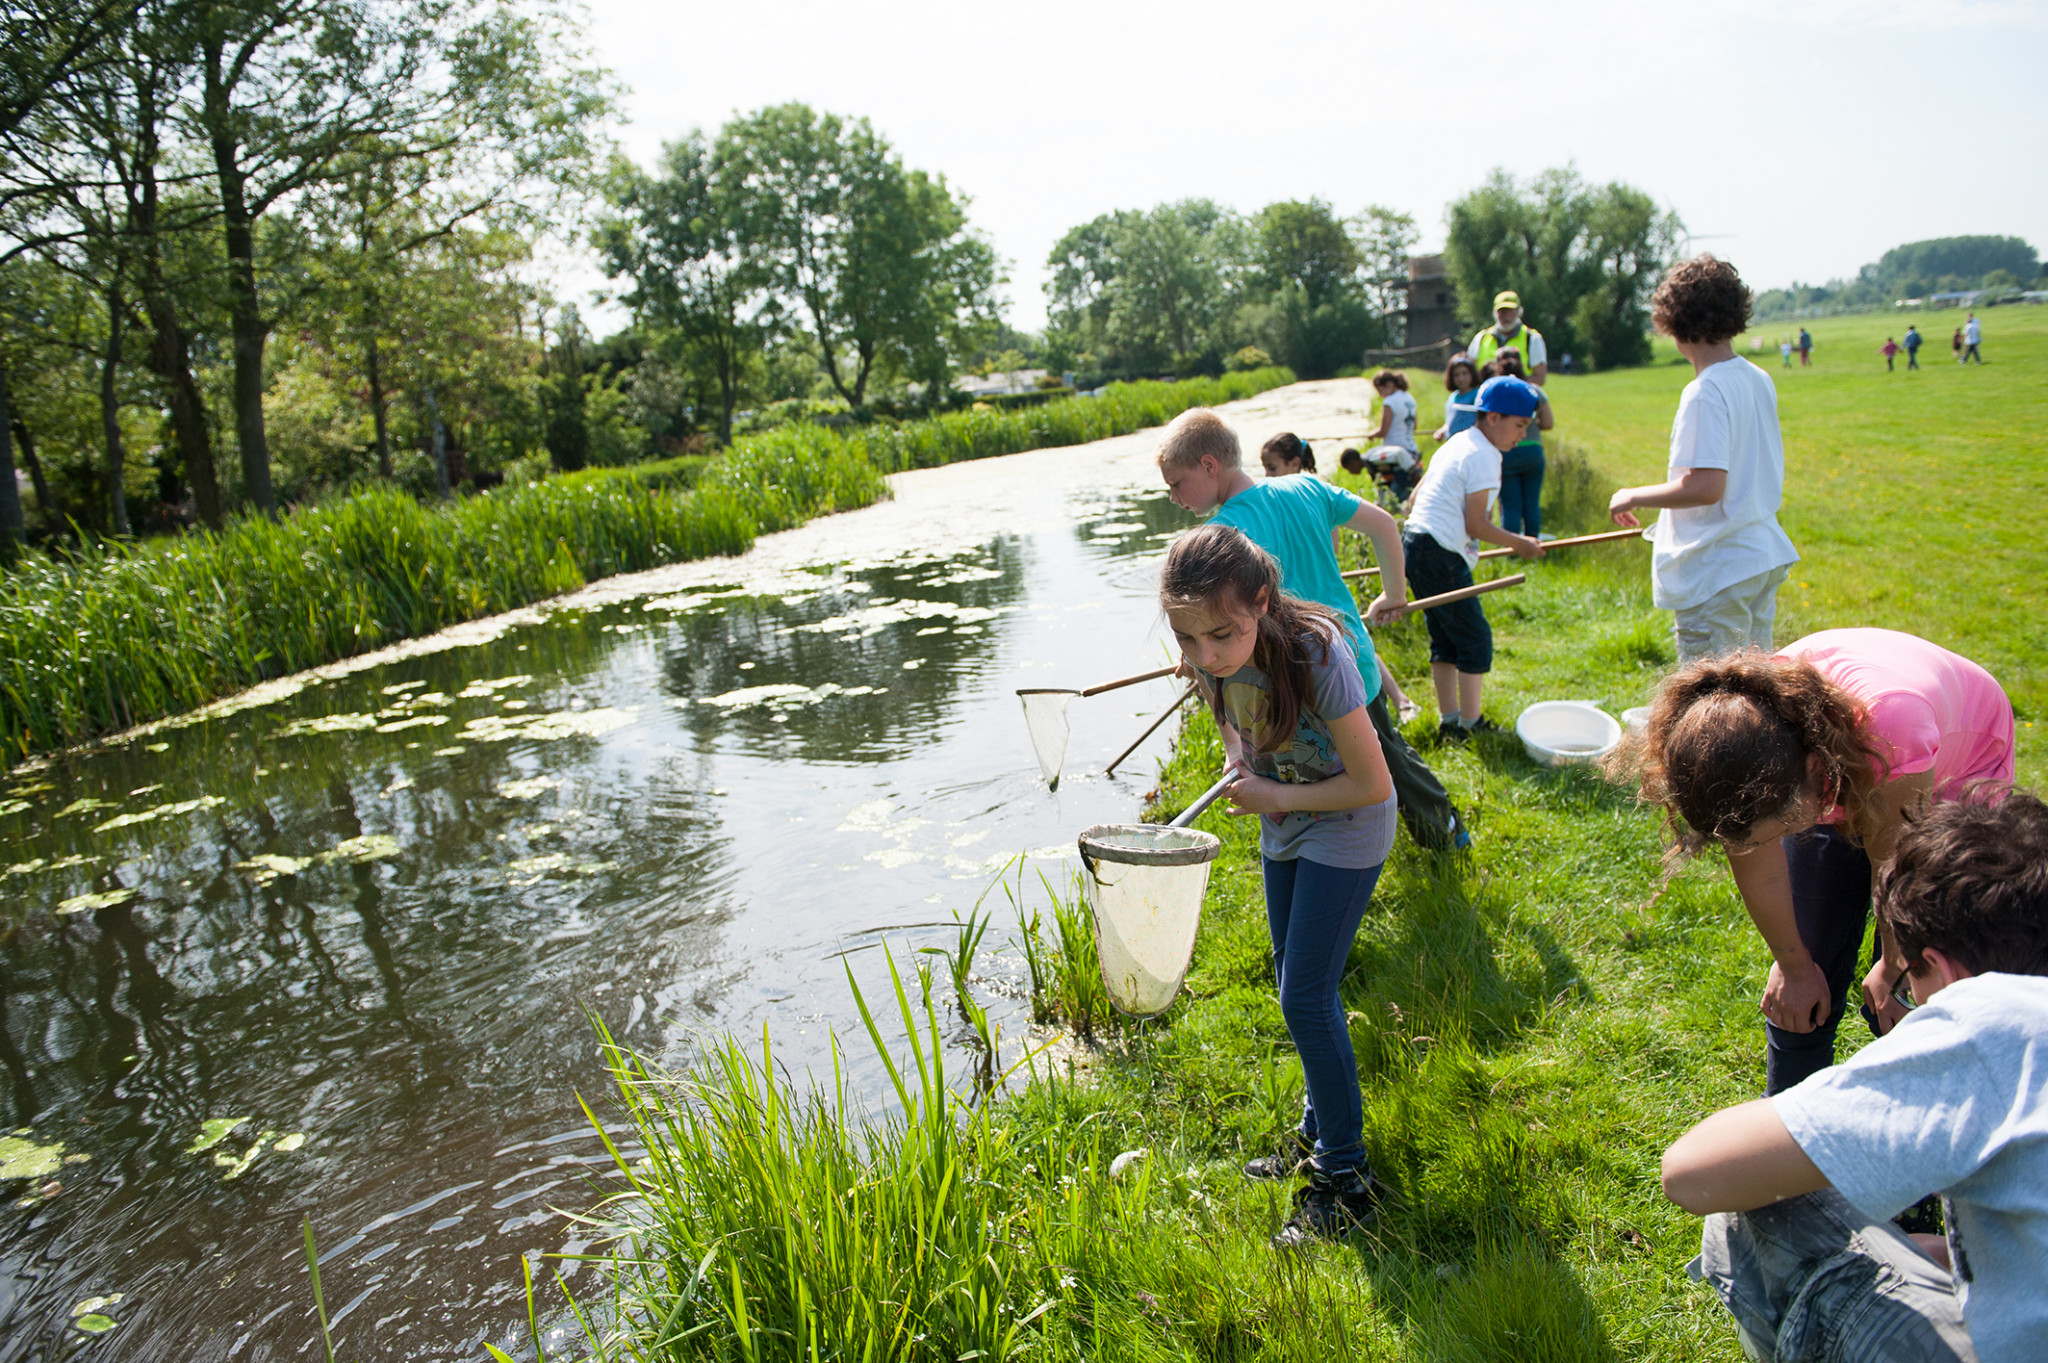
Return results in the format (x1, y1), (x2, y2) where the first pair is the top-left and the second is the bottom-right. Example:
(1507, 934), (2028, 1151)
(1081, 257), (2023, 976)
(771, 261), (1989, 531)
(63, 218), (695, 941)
(0, 485), (1193, 1359)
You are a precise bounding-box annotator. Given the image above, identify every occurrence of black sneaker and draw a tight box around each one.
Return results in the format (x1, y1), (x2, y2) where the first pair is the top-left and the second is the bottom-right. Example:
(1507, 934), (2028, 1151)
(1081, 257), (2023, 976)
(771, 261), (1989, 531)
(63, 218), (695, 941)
(1243, 1134), (1313, 1182)
(1272, 1168), (1380, 1247)
(1463, 716), (1505, 736)
(1894, 1193), (1944, 1237)
(1436, 719), (1467, 744)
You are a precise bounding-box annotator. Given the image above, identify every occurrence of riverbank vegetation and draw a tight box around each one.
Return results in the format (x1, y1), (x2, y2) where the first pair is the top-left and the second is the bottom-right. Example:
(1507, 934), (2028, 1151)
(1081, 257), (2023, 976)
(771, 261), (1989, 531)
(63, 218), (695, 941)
(0, 366), (1290, 758)
(551, 310), (2040, 1360)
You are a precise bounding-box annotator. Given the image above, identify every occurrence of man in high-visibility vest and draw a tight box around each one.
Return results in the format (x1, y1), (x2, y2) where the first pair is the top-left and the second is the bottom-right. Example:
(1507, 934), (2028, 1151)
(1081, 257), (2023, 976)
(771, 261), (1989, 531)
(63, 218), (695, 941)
(1467, 291), (1547, 385)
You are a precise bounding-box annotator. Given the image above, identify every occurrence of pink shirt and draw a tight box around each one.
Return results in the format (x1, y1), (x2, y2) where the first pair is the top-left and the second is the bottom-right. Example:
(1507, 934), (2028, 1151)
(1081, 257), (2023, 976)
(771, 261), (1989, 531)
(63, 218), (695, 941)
(1778, 629), (2015, 811)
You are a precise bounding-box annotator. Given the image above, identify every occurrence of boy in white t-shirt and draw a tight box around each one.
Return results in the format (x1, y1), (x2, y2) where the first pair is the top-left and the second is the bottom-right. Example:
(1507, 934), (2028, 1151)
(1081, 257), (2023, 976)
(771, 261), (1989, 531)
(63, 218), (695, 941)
(1661, 792), (2048, 1363)
(1399, 376), (1546, 741)
(1609, 256), (1798, 665)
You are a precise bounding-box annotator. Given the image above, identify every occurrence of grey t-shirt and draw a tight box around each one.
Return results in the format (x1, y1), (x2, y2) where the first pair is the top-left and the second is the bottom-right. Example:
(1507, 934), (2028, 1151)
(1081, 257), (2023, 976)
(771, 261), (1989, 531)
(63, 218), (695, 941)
(1773, 973), (2048, 1363)
(1196, 626), (1397, 870)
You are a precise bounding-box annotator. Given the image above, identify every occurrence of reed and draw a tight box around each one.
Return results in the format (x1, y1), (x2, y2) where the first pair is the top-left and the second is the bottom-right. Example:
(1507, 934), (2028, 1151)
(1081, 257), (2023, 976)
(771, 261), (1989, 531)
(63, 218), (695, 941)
(0, 369), (1292, 759)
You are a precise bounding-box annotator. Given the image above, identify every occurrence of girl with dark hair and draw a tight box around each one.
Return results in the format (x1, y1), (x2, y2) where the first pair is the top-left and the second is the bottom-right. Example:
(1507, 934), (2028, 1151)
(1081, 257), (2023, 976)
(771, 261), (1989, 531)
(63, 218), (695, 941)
(1433, 355), (1482, 442)
(1161, 522), (1395, 1245)
(1487, 347), (1554, 537)
(1624, 628), (2015, 1094)
(1257, 431), (1317, 476)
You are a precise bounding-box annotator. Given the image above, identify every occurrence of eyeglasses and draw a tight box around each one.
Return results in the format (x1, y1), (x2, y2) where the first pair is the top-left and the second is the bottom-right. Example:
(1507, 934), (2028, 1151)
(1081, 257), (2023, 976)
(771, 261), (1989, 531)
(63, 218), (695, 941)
(1890, 973), (1919, 1013)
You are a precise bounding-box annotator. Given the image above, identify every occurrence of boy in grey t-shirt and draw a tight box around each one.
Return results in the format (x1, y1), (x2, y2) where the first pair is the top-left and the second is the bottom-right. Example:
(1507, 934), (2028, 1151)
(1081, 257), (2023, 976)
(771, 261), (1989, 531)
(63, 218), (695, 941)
(1660, 793), (2048, 1363)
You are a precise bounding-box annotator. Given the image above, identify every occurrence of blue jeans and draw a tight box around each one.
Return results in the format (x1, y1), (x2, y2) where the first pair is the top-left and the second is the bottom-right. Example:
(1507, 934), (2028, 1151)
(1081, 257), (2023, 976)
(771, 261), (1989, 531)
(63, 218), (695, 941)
(1498, 444), (1545, 536)
(1694, 1190), (1975, 1361)
(1261, 855), (1384, 1175)
(1765, 826), (1872, 1096)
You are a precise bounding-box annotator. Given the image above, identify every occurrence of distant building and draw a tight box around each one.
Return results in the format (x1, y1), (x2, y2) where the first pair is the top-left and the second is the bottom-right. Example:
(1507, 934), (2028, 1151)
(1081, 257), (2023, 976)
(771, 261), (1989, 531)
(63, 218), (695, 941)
(1402, 255), (1458, 349)
(954, 369), (1047, 399)
(1926, 290), (1984, 308)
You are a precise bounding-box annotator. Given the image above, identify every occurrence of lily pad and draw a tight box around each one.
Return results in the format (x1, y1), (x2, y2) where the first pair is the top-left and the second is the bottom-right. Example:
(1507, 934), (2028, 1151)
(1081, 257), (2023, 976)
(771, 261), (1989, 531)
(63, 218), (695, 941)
(272, 1133), (306, 1153)
(496, 776), (559, 800)
(0, 799), (30, 817)
(455, 674), (533, 699)
(57, 888), (139, 915)
(0, 1134), (65, 1180)
(278, 713), (378, 737)
(56, 798), (116, 818)
(71, 1295), (123, 1318)
(381, 680), (426, 695)
(186, 1117), (247, 1153)
(145, 742), (170, 753)
(320, 834), (401, 865)
(94, 796), (224, 833)
(73, 1314), (116, 1334)
(373, 715), (449, 734)
(232, 854), (312, 886)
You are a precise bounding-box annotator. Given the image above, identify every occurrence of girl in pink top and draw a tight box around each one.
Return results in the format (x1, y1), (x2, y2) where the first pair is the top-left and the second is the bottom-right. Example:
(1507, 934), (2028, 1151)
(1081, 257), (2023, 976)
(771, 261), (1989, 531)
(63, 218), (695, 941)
(1629, 627), (2014, 1093)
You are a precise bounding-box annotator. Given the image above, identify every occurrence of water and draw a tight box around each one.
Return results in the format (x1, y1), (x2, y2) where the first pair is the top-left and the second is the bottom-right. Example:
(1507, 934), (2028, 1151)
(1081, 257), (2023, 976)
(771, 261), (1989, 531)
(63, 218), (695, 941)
(0, 391), (1354, 1358)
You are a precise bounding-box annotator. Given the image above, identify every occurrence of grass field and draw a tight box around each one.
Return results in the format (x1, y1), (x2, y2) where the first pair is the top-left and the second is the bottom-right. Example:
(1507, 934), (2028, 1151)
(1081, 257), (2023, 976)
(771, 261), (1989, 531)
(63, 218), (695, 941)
(567, 306), (2043, 1361)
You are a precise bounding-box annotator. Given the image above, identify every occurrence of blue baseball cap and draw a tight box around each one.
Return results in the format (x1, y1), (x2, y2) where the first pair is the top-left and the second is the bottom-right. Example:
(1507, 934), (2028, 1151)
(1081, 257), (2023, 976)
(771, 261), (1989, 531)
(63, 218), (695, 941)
(1473, 375), (1542, 418)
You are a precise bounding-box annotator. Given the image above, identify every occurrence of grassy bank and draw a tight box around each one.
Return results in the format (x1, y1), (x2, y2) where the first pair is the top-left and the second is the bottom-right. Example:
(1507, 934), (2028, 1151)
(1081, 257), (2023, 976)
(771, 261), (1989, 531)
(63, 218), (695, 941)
(549, 312), (2041, 1360)
(0, 368), (1291, 760)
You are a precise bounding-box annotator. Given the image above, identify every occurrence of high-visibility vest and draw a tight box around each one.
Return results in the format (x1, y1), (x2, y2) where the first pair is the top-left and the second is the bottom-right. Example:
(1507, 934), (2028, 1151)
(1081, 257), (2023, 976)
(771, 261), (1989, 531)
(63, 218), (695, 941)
(1469, 324), (1543, 372)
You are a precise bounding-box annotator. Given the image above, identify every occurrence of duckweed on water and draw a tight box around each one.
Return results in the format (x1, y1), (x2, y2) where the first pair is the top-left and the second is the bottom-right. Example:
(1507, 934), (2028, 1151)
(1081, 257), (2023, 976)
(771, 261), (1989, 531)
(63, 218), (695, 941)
(496, 776), (560, 801)
(92, 795), (225, 833)
(56, 888), (139, 914)
(186, 1118), (247, 1154)
(0, 1133), (66, 1180)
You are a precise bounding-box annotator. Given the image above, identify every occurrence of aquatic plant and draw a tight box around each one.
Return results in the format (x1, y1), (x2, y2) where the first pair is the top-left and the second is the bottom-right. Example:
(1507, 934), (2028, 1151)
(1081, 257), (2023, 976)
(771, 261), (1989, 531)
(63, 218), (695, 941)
(0, 369), (1292, 759)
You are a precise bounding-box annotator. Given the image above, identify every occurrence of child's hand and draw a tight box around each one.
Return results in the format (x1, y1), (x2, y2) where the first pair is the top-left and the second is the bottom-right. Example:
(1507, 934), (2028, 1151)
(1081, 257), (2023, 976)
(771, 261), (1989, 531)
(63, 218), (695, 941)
(1221, 768), (1290, 817)
(1364, 591), (1405, 626)
(1608, 488), (1642, 528)
(1510, 534), (1546, 560)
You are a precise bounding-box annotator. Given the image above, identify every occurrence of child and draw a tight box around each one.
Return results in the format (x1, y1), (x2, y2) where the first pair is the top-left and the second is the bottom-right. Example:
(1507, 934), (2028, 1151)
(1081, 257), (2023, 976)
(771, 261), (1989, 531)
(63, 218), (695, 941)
(1158, 408), (1470, 851)
(1779, 337), (1793, 368)
(1624, 629), (2016, 1094)
(1261, 432), (1420, 723)
(1399, 375), (1546, 741)
(1359, 370), (1421, 503)
(1881, 336), (1899, 371)
(1431, 354), (1481, 442)
(1609, 256), (1799, 666)
(1662, 792), (2048, 1363)
(1161, 522), (1396, 1244)
(1486, 348), (1553, 538)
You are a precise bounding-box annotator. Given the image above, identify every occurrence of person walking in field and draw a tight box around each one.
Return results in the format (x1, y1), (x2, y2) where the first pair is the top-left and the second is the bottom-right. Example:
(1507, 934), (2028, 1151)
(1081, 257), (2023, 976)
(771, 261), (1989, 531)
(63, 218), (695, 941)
(1661, 793), (2048, 1363)
(1623, 627), (2016, 1096)
(1904, 323), (1923, 369)
(1797, 327), (1813, 367)
(1881, 337), (1899, 371)
(1962, 313), (1983, 363)
(1610, 257), (1797, 665)
(1779, 337), (1794, 368)
(1401, 375), (1547, 741)
(1159, 523), (1398, 1244)
(1468, 290), (1547, 385)
(1157, 408), (1473, 851)
(1952, 326), (1964, 362)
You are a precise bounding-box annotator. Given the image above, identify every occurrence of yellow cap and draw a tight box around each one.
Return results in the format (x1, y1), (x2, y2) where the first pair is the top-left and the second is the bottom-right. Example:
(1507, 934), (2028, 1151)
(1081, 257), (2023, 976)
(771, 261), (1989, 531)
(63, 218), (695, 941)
(1493, 291), (1521, 311)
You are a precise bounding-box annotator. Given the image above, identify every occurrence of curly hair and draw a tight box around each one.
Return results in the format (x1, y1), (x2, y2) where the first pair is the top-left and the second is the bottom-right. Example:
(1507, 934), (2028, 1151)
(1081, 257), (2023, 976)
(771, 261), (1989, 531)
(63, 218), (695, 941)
(1616, 649), (1890, 854)
(1651, 255), (1752, 345)
(1160, 523), (1347, 755)
(1260, 431), (1316, 472)
(1876, 789), (2048, 978)
(1371, 369), (1410, 392)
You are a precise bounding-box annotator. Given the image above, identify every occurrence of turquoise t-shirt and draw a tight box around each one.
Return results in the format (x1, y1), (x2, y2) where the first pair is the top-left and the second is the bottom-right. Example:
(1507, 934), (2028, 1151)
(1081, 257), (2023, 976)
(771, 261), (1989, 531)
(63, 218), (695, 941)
(1209, 476), (1383, 703)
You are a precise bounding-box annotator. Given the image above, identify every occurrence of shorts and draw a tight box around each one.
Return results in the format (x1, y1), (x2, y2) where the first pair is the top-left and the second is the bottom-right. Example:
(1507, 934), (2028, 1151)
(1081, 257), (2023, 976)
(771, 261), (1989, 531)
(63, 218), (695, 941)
(1403, 532), (1491, 674)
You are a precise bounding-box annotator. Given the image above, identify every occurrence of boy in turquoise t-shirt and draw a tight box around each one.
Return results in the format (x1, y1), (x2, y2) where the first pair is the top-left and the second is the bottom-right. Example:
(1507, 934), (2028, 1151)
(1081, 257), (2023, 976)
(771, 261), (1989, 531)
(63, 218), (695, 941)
(1157, 407), (1470, 851)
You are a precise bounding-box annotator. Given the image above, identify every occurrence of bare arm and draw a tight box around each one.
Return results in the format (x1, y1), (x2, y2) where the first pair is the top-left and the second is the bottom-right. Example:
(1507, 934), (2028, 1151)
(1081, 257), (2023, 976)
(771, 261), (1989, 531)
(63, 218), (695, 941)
(1367, 404), (1392, 442)
(1536, 396), (1554, 431)
(1342, 500), (1407, 623)
(1859, 770), (1941, 1030)
(1530, 362), (1548, 386)
(1728, 838), (1831, 1032)
(1610, 468), (1728, 527)
(1463, 490), (1544, 558)
(1662, 1099), (1829, 1214)
(1223, 703), (1392, 816)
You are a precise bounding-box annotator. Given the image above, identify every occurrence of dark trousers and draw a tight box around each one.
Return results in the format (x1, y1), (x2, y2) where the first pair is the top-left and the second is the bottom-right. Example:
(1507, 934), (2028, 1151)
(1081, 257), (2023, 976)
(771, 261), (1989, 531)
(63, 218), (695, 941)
(1498, 444), (1545, 537)
(1963, 343), (1981, 363)
(1366, 690), (1462, 850)
(1906, 347), (1920, 369)
(1763, 826), (1873, 1095)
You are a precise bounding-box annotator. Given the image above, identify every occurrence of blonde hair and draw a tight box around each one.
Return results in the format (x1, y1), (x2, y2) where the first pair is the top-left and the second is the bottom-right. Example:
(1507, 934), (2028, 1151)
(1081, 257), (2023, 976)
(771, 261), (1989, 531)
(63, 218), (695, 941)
(1156, 407), (1241, 471)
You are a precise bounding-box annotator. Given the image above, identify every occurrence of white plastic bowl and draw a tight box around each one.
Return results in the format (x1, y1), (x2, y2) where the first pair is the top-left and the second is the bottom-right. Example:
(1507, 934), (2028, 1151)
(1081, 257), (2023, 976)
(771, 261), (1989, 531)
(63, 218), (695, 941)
(1621, 705), (1652, 736)
(1515, 701), (1623, 768)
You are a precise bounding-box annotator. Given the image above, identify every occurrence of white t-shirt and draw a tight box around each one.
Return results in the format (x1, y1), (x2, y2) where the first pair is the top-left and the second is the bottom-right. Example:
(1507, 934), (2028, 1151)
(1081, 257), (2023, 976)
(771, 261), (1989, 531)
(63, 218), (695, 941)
(1648, 356), (1799, 610)
(1774, 973), (2048, 1363)
(1468, 325), (1547, 370)
(1379, 390), (1418, 452)
(1964, 317), (1982, 345)
(1404, 426), (1500, 565)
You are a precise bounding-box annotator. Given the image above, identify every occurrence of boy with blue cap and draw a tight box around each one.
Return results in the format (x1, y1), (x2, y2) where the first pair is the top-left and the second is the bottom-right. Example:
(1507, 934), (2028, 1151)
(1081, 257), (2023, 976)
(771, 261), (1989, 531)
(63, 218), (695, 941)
(1401, 375), (1547, 740)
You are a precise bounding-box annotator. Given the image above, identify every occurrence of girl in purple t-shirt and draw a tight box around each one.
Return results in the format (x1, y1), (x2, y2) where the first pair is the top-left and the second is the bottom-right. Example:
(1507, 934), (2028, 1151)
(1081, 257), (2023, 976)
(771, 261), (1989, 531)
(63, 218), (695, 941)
(1626, 628), (2015, 1094)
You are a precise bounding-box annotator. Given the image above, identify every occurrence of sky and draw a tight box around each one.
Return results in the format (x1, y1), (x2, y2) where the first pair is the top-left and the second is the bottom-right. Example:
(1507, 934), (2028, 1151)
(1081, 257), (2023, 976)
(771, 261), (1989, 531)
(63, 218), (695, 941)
(564, 0), (2048, 334)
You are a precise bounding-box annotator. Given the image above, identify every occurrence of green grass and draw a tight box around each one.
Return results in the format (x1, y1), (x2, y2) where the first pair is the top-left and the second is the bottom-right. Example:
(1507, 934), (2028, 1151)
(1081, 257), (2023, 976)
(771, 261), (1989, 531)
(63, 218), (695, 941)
(551, 309), (2042, 1360)
(0, 368), (1292, 760)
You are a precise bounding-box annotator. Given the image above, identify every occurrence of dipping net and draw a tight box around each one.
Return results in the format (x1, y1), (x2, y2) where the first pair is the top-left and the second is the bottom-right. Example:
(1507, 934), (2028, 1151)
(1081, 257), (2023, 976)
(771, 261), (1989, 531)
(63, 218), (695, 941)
(1077, 822), (1221, 1018)
(1017, 689), (1078, 790)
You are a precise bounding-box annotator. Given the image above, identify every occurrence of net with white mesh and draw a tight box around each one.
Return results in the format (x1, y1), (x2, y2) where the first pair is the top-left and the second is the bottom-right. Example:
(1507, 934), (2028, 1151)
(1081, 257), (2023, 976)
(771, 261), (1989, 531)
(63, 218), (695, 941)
(1017, 689), (1078, 790)
(1077, 822), (1222, 1018)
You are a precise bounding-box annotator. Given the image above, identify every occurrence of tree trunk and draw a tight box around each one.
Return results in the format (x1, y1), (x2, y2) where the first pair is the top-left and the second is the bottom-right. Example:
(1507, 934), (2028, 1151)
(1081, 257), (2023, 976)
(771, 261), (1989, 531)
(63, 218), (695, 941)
(101, 281), (130, 535)
(202, 40), (275, 516)
(425, 388), (450, 498)
(12, 420), (60, 532)
(139, 281), (220, 528)
(0, 364), (23, 549)
(365, 332), (393, 478)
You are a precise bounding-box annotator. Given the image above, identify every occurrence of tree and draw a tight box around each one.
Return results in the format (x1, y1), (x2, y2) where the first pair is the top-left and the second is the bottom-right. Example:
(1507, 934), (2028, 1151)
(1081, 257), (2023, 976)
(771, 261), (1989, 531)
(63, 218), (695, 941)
(718, 104), (999, 409)
(1045, 201), (1249, 378)
(1349, 205), (1419, 321)
(1444, 167), (1677, 370)
(596, 132), (779, 445)
(1245, 199), (1381, 379)
(1254, 199), (1356, 309)
(1875, 236), (2036, 295)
